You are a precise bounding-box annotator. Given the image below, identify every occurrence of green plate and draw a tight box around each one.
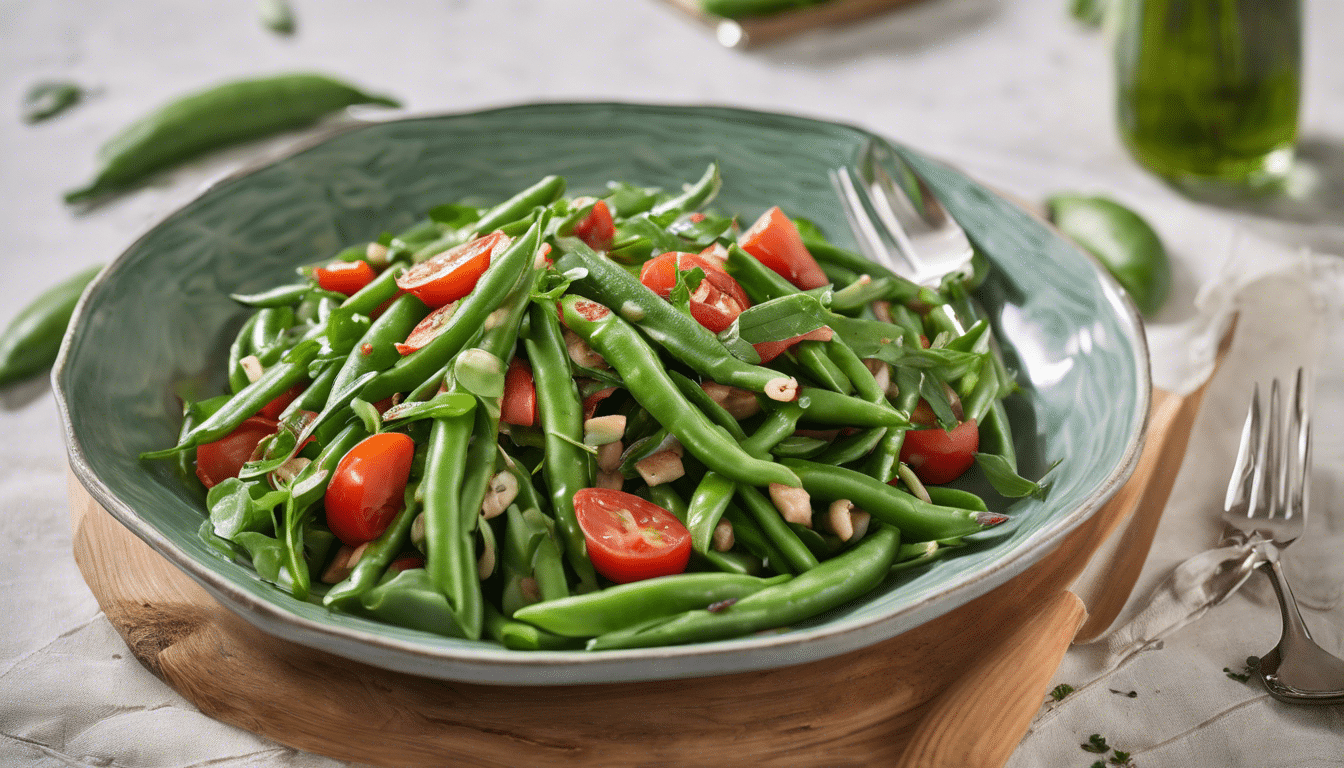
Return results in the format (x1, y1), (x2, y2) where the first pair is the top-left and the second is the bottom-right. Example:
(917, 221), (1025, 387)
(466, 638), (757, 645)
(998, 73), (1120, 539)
(55, 103), (1149, 685)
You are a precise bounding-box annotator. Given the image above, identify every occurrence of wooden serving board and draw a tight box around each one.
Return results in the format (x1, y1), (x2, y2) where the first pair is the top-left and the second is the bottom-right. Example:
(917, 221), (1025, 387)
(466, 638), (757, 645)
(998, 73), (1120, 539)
(68, 382), (1205, 768)
(659, 0), (928, 48)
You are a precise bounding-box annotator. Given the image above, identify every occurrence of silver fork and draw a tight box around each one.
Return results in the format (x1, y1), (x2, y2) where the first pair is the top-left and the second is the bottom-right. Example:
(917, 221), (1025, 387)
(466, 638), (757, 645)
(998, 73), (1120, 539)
(828, 139), (974, 288)
(1222, 368), (1344, 704)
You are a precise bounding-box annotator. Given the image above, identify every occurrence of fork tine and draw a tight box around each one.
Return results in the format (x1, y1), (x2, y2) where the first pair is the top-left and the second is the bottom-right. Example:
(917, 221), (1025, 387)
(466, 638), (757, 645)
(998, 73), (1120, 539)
(1225, 383), (1262, 516)
(829, 166), (911, 275)
(1266, 378), (1286, 519)
(1286, 367), (1311, 525)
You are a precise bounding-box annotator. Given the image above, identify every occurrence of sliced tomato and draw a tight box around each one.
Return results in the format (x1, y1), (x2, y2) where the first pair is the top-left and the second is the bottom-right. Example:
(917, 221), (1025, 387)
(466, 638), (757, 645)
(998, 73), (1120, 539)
(257, 383), (305, 420)
(501, 357), (538, 427)
(194, 416), (279, 489)
(739, 206), (829, 290)
(574, 488), (691, 584)
(573, 199), (616, 251)
(324, 432), (416, 547)
(899, 418), (980, 485)
(396, 232), (510, 308)
(639, 251), (751, 333)
(751, 326), (834, 364)
(314, 260), (377, 296)
(395, 301), (457, 356)
(582, 386), (618, 421)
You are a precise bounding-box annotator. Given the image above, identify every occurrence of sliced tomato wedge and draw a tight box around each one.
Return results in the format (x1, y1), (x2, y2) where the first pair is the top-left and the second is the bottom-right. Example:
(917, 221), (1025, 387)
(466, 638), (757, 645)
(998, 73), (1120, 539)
(639, 251), (751, 333)
(574, 488), (691, 584)
(501, 357), (538, 427)
(395, 301), (457, 355)
(396, 232), (510, 308)
(573, 199), (616, 251)
(314, 260), (377, 295)
(194, 416), (279, 489)
(324, 432), (416, 546)
(899, 418), (980, 485)
(739, 206), (829, 290)
(388, 554), (426, 573)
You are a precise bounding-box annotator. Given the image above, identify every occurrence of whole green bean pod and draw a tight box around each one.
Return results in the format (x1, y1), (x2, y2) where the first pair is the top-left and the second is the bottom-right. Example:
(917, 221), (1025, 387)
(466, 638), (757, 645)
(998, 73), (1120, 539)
(587, 524), (900, 650)
(230, 282), (312, 309)
(358, 214), (547, 404)
(733, 484), (820, 574)
(794, 340), (852, 394)
(483, 603), (585, 651)
(65, 73), (400, 203)
(0, 265), (101, 387)
(514, 571), (787, 638)
(279, 422), (369, 599)
(226, 312), (260, 394)
(472, 175), (565, 235)
(522, 303), (599, 591)
(250, 306), (297, 365)
(340, 264), (406, 316)
(423, 408), (483, 639)
(650, 162), (720, 216)
(794, 387), (907, 428)
(323, 293), (428, 410)
(555, 247), (800, 400)
(779, 459), (1007, 541)
(558, 294), (800, 489)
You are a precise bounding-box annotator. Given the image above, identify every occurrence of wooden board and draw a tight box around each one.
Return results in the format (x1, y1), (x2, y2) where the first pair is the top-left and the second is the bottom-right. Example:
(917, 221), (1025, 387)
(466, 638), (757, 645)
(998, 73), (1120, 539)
(67, 383), (1205, 768)
(659, 0), (928, 48)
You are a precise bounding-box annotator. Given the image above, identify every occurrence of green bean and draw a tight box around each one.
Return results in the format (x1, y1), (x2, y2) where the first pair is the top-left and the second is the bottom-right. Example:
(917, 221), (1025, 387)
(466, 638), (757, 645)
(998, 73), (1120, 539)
(587, 524), (899, 650)
(514, 571), (786, 637)
(555, 247), (799, 397)
(522, 303), (599, 591)
(279, 422), (369, 599)
(483, 603), (585, 651)
(723, 505), (791, 575)
(473, 175), (566, 234)
(734, 484), (820, 574)
(340, 264), (406, 316)
(559, 295), (800, 489)
(814, 427), (887, 466)
(0, 265), (101, 387)
(226, 313), (260, 394)
(795, 340), (852, 394)
(980, 398), (1019, 471)
(799, 233), (938, 306)
(769, 435), (831, 459)
(795, 387), (907, 428)
(230, 282), (312, 308)
(650, 162), (720, 216)
(826, 339), (885, 404)
(325, 293), (428, 409)
(780, 459), (1007, 541)
(250, 306), (296, 365)
(722, 243), (800, 303)
(668, 370), (748, 442)
(359, 214), (547, 403)
(323, 481), (423, 611)
(423, 408), (482, 639)
(65, 74), (400, 203)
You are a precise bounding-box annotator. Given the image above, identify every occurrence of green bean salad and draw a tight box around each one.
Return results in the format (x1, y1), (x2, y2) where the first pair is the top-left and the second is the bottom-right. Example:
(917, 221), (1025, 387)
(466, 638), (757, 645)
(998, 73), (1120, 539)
(143, 164), (1043, 651)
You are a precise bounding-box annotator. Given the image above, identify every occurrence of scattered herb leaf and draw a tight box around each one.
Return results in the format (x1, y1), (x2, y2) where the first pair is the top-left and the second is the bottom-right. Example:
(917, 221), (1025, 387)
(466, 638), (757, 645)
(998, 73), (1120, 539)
(1111, 750), (1133, 765)
(1082, 734), (1110, 754)
(22, 81), (84, 123)
(1050, 683), (1075, 701)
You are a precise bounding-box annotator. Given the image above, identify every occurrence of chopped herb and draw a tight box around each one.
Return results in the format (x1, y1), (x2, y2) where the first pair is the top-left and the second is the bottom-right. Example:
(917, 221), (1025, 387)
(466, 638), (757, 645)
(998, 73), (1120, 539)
(1108, 688), (1138, 698)
(1111, 750), (1133, 764)
(1050, 683), (1075, 701)
(1082, 734), (1110, 753)
(1224, 666), (1252, 683)
(1091, 762), (1106, 768)
(22, 81), (84, 123)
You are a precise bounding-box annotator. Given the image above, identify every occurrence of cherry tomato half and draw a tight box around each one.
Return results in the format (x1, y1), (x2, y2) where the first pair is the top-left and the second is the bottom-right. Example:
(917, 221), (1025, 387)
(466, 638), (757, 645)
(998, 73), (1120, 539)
(639, 251), (751, 333)
(314, 260), (377, 295)
(751, 326), (833, 364)
(324, 432), (416, 547)
(899, 418), (980, 485)
(574, 488), (691, 584)
(396, 232), (511, 308)
(395, 301), (456, 356)
(501, 357), (538, 427)
(573, 199), (616, 251)
(739, 206), (829, 290)
(194, 416), (279, 489)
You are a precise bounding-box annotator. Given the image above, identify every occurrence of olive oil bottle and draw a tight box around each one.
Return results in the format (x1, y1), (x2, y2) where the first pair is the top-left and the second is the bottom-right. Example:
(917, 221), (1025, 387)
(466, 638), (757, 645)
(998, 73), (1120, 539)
(1114, 0), (1302, 185)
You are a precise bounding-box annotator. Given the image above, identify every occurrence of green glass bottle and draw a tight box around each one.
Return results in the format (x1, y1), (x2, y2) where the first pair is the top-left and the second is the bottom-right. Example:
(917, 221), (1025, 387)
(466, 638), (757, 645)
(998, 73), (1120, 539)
(1114, 0), (1302, 185)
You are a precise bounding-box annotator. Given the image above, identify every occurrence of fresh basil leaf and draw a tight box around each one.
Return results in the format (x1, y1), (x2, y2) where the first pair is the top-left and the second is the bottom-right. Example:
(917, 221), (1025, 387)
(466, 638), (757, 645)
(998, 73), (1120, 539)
(919, 373), (958, 430)
(454, 348), (505, 399)
(616, 213), (685, 255)
(427, 202), (482, 229)
(975, 453), (1052, 498)
(603, 182), (660, 219)
(731, 293), (830, 343)
(716, 321), (763, 364)
(207, 478), (287, 540)
(668, 266), (705, 315)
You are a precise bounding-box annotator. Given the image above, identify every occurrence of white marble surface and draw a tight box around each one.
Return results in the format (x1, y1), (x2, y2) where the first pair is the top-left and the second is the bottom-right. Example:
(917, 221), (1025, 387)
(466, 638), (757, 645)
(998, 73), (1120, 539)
(2, 0), (1343, 765)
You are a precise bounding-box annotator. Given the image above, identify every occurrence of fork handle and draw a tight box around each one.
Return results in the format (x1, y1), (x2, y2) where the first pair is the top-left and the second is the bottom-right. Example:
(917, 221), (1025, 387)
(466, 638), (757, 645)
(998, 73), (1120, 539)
(1261, 554), (1314, 645)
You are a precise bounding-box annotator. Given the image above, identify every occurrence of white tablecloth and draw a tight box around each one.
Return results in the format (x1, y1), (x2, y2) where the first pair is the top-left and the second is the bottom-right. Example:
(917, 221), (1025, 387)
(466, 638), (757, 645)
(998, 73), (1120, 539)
(3, 1), (1342, 765)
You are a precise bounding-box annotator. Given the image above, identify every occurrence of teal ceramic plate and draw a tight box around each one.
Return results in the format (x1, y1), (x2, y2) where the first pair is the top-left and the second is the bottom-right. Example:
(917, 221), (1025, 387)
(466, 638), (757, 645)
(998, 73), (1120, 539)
(55, 103), (1149, 685)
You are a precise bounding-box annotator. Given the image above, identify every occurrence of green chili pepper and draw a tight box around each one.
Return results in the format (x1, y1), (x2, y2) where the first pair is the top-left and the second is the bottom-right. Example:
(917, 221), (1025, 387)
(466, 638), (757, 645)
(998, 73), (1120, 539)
(0, 265), (101, 387)
(587, 524), (900, 650)
(1046, 193), (1171, 316)
(65, 73), (400, 203)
